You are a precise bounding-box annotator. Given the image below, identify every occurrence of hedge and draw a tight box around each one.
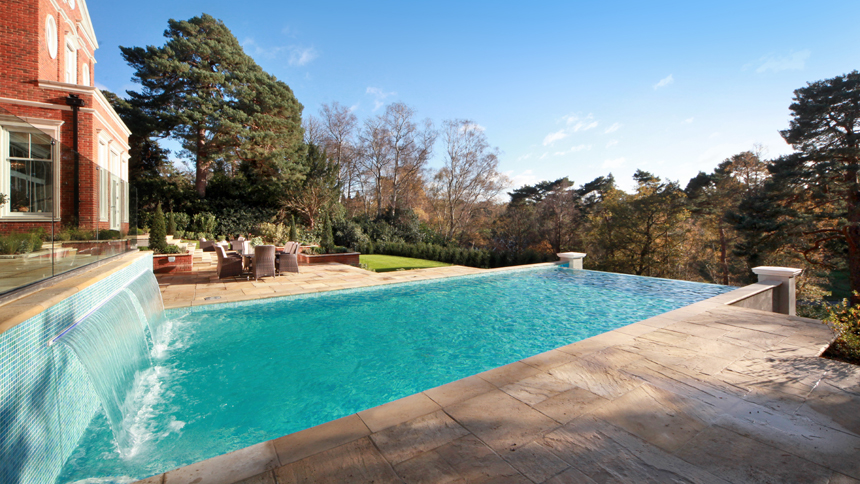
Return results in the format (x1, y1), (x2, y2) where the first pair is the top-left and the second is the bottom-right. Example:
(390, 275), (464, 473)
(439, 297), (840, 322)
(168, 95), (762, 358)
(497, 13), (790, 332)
(356, 241), (555, 269)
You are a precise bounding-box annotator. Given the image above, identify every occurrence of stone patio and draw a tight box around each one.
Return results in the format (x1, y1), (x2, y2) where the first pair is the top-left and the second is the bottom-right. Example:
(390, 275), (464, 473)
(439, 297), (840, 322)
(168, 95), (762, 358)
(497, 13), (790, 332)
(137, 255), (860, 484)
(157, 247), (484, 309)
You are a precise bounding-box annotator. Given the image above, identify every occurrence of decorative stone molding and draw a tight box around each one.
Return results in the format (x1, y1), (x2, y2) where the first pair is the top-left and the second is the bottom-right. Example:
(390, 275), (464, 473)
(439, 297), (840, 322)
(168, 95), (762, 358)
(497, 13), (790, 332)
(751, 266), (803, 315)
(557, 252), (586, 270)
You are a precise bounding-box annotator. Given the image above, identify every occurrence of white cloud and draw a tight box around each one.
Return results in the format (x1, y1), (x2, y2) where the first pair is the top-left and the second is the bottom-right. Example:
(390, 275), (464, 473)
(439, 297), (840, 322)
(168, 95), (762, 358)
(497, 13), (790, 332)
(561, 114), (598, 132)
(366, 87), (396, 110)
(539, 153), (549, 160)
(289, 46), (318, 66)
(506, 169), (537, 189)
(349, 104), (360, 112)
(606, 140), (619, 148)
(604, 122), (621, 134)
(653, 74), (674, 90)
(602, 157), (626, 169)
(543, 129), (569, 146)
(709, 132), (721, 138)
(517, 153), (533, 161)
(544, 114), (597, 146)
(682, 117), (694, 124)
(242, 38), (318, 66)
(553, 144), (591, 156)
(755, 49), (811, 73)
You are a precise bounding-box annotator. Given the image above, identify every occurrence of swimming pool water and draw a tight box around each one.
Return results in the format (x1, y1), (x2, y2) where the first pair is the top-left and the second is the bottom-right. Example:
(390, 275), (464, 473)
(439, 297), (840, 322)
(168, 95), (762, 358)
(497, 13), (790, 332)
(57, 266), (733, 483)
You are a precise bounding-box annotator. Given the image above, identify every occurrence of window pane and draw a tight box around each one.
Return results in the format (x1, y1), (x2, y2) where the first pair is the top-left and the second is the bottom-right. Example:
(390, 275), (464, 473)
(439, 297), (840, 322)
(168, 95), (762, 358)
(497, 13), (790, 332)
(30, 133), (52, 160)
(10, 159), (30, 212)
(31, 160), (52, 213)
(9, 132), (28, 158)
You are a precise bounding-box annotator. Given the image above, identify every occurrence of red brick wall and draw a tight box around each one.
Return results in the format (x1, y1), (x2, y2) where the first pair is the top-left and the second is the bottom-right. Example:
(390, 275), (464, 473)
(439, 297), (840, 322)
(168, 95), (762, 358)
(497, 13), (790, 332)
(153, 253), (193, 273)
(0, 0), (129, 233)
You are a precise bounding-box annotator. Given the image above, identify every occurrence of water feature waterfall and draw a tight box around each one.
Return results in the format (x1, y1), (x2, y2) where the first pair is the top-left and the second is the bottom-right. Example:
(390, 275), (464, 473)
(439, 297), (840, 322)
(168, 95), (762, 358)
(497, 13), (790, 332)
(53, 270), (166, 453)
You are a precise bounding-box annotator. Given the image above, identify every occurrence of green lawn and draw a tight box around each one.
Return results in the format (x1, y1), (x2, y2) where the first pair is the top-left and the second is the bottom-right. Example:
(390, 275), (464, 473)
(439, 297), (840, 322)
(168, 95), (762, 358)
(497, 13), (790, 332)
(360, 254), (451, 272)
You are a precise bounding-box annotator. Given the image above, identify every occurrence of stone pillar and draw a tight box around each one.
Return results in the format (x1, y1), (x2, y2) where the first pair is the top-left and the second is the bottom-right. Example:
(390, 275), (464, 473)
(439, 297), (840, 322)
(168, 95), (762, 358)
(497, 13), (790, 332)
(751, 266), (803, 316)
(557, 252), (586, 270)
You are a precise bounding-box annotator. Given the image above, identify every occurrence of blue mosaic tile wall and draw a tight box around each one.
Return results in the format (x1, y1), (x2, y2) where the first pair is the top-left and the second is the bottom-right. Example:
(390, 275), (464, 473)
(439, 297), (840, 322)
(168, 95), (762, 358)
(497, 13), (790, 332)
(0, 253), (153, 484)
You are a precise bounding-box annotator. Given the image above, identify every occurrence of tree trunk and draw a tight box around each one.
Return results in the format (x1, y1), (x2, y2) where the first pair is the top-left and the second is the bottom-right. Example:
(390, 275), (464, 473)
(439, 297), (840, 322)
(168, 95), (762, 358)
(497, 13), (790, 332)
(849, 227), (860, 307)
(195, 128), (207, 198)
(719, 225), (729, 286)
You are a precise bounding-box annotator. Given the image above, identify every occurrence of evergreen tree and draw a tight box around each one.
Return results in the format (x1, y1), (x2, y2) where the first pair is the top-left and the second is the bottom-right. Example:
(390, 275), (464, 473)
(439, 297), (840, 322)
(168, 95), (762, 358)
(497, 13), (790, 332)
(150, 204), (168, 253)
(120, 13), (305, 198)
(322, 214), (334, 253)
(289, 215), (297, 242)
(736, 71), (860, 302)
(167, 211), (176, 236)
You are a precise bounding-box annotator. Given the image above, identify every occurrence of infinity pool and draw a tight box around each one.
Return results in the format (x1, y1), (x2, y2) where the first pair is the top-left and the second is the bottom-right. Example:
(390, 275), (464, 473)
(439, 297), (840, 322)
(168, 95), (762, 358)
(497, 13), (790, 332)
(58, 266), (732, 483)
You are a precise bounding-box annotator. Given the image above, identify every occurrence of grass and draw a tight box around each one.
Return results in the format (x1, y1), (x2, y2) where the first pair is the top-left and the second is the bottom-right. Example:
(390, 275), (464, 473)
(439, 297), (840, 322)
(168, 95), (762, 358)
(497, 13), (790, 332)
(360, 254), (451, 273)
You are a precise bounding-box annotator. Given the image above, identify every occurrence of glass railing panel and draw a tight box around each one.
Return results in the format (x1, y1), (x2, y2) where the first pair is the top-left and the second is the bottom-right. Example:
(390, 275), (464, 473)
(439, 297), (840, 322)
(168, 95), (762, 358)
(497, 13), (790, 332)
(0, 104), (138, 296)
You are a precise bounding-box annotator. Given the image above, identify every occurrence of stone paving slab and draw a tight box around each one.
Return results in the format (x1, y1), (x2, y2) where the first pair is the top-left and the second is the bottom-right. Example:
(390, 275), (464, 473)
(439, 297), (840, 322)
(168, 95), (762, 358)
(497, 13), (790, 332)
(134, 265), (860, 484)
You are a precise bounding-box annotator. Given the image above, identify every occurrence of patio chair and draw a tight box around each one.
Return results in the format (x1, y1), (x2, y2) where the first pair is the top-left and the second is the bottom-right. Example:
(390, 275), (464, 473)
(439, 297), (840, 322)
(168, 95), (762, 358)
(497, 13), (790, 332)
(199, 238), (217, 252)
(253, 245), (277, 280)
(278, 242), (299, 274)
(215, 245), (244, 279)
(230, 237), (245, 253)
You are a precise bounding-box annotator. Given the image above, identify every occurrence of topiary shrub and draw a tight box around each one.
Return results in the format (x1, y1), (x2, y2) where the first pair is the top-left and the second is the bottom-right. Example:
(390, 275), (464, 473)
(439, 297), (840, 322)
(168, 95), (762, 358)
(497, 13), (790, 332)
(149, 204), (168, 253)
(321, 214), (334, 253)
(289, 215), (298, 242)
(167, 212), (176, 236)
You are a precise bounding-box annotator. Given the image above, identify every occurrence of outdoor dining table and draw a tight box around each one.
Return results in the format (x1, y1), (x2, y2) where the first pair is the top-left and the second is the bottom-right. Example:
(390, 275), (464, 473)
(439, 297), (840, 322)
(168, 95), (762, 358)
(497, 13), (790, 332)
(241, 250), (289, 274)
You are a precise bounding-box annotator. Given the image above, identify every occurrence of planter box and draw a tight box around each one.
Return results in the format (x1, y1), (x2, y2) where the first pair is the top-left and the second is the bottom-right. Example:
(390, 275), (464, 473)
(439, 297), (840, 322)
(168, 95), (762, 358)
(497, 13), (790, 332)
(297, 252), (360, 266)
(152, 251), (193, 273)
(129, 234), (149, 247)
(61, 239), (130, 257)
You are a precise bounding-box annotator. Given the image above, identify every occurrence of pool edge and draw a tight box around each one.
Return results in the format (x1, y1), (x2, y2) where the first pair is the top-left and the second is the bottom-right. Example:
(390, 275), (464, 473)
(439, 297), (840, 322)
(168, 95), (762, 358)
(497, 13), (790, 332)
(134, 282), (763, 484)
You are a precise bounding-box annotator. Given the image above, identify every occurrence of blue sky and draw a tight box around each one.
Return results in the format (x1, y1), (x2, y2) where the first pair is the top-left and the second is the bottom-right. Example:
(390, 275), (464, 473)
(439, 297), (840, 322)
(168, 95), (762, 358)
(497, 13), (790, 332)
(87, 0), (860, 192)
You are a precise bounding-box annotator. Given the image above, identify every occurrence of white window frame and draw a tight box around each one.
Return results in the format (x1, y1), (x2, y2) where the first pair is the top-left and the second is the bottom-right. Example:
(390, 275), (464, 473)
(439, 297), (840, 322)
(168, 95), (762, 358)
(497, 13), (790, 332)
(0, 117), (62, 220)
(81, 63), (90, 86)
(109, 148), (121, 230)
(46, 16), (57, 59)
(65, 40), (76, 84)
(98, 138), (109, 222)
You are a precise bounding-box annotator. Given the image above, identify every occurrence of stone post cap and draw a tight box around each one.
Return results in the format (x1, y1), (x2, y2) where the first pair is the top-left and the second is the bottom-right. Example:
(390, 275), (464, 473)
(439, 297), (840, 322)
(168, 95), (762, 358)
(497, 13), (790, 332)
(752, 266), (803, 278)
(557, 252), (587, 259)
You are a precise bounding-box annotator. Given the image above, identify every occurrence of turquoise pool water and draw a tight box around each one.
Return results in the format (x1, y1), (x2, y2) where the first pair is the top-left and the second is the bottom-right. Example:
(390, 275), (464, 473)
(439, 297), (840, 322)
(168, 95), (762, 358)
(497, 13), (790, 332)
(57, 266), (732, 483)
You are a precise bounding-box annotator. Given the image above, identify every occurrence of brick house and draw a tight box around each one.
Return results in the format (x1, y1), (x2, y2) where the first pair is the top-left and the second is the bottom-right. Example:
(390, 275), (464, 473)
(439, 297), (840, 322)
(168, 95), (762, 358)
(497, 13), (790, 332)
(0, 0), (130, 235)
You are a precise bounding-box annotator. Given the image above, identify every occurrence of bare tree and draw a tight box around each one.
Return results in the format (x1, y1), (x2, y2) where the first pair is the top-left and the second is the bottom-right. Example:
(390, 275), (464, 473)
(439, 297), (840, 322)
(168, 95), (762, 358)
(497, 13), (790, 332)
(302, 114), (325, 146)
(357, 114), (391, 215)
(432, 119), (509, 241)
(383, 103), (436, 212)
(319, 102), (359, 199)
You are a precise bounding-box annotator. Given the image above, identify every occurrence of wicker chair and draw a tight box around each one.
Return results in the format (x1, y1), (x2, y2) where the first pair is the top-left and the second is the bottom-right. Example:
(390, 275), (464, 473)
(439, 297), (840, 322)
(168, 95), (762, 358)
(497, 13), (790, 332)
(215, 245), (244, 278)
(230, 237), (245, 254)
(253, 245), (277, 280)
(199, 238), (216, 252)
(278, 242), (300, 274)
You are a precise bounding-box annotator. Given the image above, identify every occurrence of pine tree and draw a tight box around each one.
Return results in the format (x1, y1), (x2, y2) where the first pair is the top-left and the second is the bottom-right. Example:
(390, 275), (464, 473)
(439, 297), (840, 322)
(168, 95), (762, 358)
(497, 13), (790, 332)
(735, 71), (860, 303)
(120, 14), (305, 198)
